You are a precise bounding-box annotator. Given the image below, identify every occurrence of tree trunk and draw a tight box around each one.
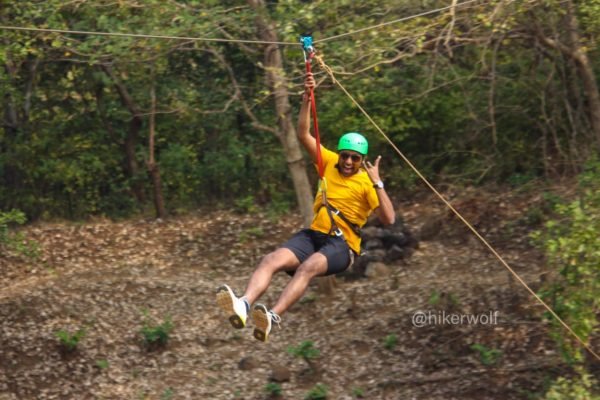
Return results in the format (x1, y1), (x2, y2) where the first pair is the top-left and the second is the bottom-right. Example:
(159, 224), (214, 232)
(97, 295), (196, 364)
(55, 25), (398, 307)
(147, 84), (166, 219)
(247, 0), (314, 228)
(2, 56), (38, 208)
(100, 65), (146, 205)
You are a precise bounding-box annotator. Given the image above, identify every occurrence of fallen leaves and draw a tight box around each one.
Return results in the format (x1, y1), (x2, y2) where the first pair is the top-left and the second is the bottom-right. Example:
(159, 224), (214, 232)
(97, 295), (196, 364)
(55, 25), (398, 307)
(0, 198), (565, 399)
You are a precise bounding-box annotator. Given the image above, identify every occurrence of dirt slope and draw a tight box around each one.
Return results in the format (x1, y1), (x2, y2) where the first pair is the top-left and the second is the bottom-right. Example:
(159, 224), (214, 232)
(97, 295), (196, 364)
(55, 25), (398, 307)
(0, 191), (567, 400)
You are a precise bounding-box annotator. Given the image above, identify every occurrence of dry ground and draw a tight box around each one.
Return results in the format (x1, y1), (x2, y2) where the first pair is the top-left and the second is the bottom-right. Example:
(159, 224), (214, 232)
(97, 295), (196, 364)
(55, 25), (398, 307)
(0, 188), (572, 399)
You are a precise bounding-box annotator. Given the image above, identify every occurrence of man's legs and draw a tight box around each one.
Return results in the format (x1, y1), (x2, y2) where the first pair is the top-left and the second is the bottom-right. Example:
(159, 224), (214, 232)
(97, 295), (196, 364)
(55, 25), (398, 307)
(271, 252), (327, 315)
(216, 247), (299, 330)
(243, 247), (300, 304)
(252, 252), (327, 342)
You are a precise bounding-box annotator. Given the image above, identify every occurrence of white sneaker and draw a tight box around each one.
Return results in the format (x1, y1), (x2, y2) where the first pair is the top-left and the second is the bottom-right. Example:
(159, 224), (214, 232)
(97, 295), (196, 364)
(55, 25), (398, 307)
(216, 284), (248, 329)
(251, 304), (281, 342)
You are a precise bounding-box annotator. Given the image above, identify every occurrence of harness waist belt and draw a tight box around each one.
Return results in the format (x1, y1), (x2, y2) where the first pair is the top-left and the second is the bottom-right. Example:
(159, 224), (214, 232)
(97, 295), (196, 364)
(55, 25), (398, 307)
(320, 203), (362, 237)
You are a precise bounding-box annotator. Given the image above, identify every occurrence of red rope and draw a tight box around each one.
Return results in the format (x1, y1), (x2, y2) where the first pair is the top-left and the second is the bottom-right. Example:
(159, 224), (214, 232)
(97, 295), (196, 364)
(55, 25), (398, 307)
(305, 53), (324, 178)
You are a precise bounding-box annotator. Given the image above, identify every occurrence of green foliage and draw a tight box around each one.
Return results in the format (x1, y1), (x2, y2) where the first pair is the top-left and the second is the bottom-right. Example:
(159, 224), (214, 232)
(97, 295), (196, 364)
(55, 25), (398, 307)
(428, 289), (459, 308)
(1, 0), (600, 221)
(304, 383), (328, 400)
(95, 359), (109, 370)
(264, 382), (283, 396)
(287, 340), (320, 361)
(234, 196), (258, 214)
(140, 313), (173, 349)
(470, 343), (502, 366)
(239, 226), (265, 243)
(0, 209), (39, 258)
(160, 387), (174, 400)
(533, 157), (600, 362)
(288, 340), (320, 371)
(55, 328), (86, 352)
(428, 289), (441, 306)
(352, 387), (365, 398)
(544, 367), (600, 400)
(383, 333), (398, 350)
(0, 209), (26, 237)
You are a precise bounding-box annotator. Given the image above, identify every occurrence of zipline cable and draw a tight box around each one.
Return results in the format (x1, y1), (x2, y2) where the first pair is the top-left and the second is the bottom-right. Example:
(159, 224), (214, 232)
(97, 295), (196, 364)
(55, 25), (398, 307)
(1, 0), (483, 47)
(313, 54), (600, 362)
(0, 25), (297, 46)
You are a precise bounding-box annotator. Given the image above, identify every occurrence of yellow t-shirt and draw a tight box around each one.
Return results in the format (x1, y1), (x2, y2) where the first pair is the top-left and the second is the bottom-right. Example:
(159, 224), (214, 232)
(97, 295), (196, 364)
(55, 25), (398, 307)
(310, 146), (380, 253)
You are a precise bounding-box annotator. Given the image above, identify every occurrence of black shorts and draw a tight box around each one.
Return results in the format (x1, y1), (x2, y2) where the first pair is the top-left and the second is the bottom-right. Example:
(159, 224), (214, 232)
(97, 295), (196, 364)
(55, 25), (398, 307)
(281, 229), (354, 276)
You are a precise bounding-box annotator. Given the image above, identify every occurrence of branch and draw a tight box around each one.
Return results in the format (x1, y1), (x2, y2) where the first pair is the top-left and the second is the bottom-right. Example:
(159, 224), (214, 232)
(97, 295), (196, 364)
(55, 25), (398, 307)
(204, 46), (277, 135)
(94, 84), (120, 143)
(99, 64), (142, 117)
(215, 24), (258, 55)
(148, 81), (156, 166)
(531, 20), (583, 65)
(444, 0), (458, 58)
(23, 58), (40, 121)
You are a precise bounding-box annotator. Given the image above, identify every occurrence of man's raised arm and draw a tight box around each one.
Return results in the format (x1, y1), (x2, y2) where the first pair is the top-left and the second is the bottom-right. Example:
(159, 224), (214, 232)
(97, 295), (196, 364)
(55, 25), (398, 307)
(297, 72), (318, 162)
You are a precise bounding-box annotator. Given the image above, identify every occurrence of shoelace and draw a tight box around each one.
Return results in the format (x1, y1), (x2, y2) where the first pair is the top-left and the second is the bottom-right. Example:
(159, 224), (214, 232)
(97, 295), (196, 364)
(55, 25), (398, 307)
(269, 311), (282, 329)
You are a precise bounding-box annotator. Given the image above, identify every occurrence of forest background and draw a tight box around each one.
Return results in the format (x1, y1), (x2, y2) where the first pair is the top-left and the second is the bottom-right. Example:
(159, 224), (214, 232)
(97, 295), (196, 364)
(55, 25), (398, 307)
(1, 0), (599, 398)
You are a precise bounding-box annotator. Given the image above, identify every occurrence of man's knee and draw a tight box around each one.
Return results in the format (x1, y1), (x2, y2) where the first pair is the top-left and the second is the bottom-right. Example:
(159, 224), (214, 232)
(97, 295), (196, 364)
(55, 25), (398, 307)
(296, 255), (327, 278)
(258, 248), (297, 271)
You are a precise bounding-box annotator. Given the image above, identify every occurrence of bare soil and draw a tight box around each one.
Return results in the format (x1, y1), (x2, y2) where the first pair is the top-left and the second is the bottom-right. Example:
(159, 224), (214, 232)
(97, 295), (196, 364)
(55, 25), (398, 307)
(0, 188), (571, 399)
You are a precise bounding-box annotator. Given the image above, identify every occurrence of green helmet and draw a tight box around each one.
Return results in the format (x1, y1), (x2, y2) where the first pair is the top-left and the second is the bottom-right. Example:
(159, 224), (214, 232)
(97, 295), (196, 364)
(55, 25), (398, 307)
(337, 132), (368, 155)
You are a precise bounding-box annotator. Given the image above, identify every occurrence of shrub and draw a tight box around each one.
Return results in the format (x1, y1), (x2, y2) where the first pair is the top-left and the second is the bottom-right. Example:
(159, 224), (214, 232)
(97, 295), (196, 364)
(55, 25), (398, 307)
(532, 156), (600, 363)
(470, 343), (502, 366)
(383, 333), (398, 350)
(544, 367), (599, 400)
(264, 382), (283, 397)
(0, 209), (39, 258)
(287, 340), (320, 371)
(140, 313), (173, 349)
(55, 328), (85, 352)
(304, 383), (328, 400)
(531, 156), (600, 399)
(160, 387), (174, 400)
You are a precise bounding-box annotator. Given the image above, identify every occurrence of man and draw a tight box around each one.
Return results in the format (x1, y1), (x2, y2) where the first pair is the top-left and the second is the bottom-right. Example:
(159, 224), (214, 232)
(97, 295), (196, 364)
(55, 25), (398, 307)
(217, 72), (395, 342)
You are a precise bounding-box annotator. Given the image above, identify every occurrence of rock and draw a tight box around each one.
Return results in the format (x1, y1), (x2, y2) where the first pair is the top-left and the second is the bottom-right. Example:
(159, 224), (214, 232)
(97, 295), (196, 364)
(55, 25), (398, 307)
(365, 262), (391, 278)
(382, 231), (408, 247)
(238, 356), (259, 371)
(419, 215), (443, 241)
(385, 245), (404, 262)
(353, 215), (418, 276)
(361, 226), (385, 239)
(363, 238), (383, 250)
(364, 249), (387, 262)
(270, 364), (291, 382)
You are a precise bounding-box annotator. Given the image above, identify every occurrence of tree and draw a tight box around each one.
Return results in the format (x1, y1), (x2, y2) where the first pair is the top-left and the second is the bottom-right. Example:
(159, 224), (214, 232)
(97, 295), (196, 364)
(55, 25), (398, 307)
(247, 0), (314, 227)
(531, 0), (600, 151)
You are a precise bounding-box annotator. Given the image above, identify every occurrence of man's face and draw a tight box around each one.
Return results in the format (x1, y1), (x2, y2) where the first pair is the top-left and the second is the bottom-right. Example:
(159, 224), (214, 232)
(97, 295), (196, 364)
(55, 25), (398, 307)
(337, 150), (363, 177)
